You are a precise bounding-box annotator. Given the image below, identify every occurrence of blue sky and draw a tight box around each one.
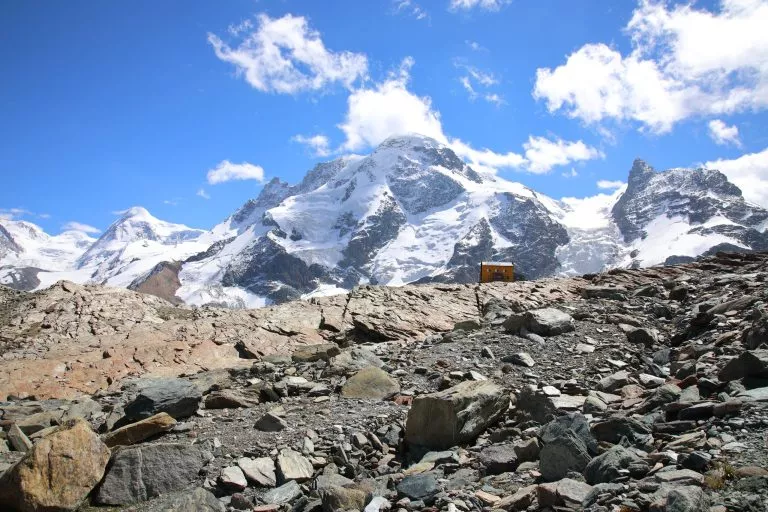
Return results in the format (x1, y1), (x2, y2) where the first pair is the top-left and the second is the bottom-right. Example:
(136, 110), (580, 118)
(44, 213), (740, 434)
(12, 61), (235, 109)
(2, 0), (768, 234)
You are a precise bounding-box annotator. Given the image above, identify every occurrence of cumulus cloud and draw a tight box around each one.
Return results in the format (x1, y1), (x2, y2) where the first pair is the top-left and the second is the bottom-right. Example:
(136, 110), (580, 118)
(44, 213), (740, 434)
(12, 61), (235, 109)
(292, 134), (332, 157)
(597, 179), (626, 190)
(523, 136), (605, 173)
(197, 188), (210, 199)
(208, 13), (368, 94)
(61, 221), (100, 234)
(207, 160), (265, 184)
(534, 0), (768, 132)
(706, 147), (768, 207)
(708, 119), (741, 146)
(337, 58), (600, 174)
(562, 168), (579, 178)
(450, 0), (511, 11)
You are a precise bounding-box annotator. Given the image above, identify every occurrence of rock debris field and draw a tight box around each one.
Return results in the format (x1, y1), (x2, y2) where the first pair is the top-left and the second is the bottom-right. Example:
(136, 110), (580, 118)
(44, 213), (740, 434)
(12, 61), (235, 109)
(1, 251), (768, 511)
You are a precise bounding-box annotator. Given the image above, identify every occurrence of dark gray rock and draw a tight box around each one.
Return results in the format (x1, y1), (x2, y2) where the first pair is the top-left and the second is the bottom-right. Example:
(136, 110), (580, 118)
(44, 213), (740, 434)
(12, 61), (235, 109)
(396, 473), (438, 501)
(123, 379), (202, 422)
(584, 445), (640, 484)
(539, 430), (592, 482)
(665, 486), (711, 512)
(262, 480), (302, 505)
(479, 444), (518, 475)
(718, 349), (768, 381)
(126, 488), (225, 512)
(590, 417), (653, 448)
(96, 443), (210, 505)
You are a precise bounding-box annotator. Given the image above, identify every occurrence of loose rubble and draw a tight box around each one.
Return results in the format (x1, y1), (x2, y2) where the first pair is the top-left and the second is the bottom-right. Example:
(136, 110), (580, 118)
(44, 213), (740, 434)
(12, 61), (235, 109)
(0, 251), (767, 511)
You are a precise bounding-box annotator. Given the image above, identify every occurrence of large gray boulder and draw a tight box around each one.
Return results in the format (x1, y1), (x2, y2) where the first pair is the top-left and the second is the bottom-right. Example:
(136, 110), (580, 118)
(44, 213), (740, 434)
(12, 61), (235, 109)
(539, 431), (592, 482)
(123, 378), (202, 422)
(405, 380), (509, 449)
(584, 445), (640, 484)
(504, 308), (574, 336)
(128, 488), (225, 512)
(718, 349), (768, 381)
(95, 443), (211, 505)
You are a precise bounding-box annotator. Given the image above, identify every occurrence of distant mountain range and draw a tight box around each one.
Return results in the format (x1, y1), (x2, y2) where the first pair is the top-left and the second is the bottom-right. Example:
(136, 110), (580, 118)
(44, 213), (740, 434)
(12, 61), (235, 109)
(2, 134), (767, 307)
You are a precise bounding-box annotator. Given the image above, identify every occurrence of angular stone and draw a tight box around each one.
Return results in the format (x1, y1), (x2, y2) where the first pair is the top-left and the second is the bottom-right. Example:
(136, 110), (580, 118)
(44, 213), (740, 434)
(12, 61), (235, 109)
(513, 437), (540, 463)
(396, 473), (438, 501)
(341, 367), (400, 400)
(584, 445), (640, 484)
(539, 431), (592, 482)
(537, 478), (593, 508)
(277, 448), (313, 482)
(666, 486), (711, 512)
(718, 349), (768, 382)
(504, 308), (575, 336)
(583, 395), (608, 414)
(103, 412), (176, 448)
(7, 423), (33, 452)
(497, 484), (537, 511)
(123, 378), (202, 422)
(129, 487), (225, 512)
(96, 443), (210, 505)
(626, 327), (659, 346)
(591, 417), (653, 448)
(263, 480), (302, 505)
(238, 457), (277, 487)
(501, 352), (535, 367)
(327, 347), (384, 376)
(320, 485), (369, 512)
(598, 370), (630, 393)
(0, 419), (110, 512)
(479, 444), (518, 475)
(653, 468), (705, 486)
(204, 390), (258, 409)
(255, 412), (288, 432)
(405, 380), (509, 449)
(292, 343), (341, 363)
(219, 465), (248, 492)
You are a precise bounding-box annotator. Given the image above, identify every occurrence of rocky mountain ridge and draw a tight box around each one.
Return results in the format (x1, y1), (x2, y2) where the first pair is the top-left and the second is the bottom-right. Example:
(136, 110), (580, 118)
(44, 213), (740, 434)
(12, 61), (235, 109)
(2, 135), (767, 307)
(1, 251), (767, 511)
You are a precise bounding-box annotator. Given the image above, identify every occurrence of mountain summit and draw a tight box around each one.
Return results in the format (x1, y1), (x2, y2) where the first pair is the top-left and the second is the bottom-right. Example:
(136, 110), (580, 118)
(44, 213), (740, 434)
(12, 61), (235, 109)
(2, 135), (767, 306)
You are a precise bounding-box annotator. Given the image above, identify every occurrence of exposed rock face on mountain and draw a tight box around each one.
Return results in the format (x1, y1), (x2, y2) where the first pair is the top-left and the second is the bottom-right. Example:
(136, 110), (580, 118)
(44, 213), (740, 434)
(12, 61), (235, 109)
(1, 251), (768, 511)
(2, 136), (768, 306)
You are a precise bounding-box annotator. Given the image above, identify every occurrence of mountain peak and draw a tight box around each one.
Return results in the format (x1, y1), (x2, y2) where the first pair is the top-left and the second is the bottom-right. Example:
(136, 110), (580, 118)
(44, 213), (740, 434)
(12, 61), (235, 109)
(118, 206), (153, 221)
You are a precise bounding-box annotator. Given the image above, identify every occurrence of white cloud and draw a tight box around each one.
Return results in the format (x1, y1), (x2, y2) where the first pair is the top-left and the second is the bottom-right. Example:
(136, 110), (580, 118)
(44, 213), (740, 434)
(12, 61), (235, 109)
(705, 147), (768, 207)
(293, 134), (332, 157)
(562, 168), (579, 178)
(207, 160), (265, 184)
(163, 199), (180, 206)
(455, 61), (503, 104)
(0, 208), (32, 220)
(459, 76), (477, 99)
(523, 136), (605, 173)
(339, 58), (446, 151)
(484, 93), (504, 106)
(208, 13), (368, 94)
(597, 179), (626, 190)
(534, 0), (768, 132)
(197, 188), (210, 199)
(707, 119), (741, 146)
(38, 213), (51, 219)
(393, 0), (428, 20)
(62, 221), (100, 234)
(450, 0), (511, 11)
(337, 58), (600, 174)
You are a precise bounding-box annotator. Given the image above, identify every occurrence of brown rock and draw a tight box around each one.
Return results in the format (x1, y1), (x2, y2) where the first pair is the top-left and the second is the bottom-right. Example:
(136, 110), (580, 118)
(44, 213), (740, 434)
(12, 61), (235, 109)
(341, 367), (400, 400)
(102, 412), (176, 448)
(0, 419), (110, 512)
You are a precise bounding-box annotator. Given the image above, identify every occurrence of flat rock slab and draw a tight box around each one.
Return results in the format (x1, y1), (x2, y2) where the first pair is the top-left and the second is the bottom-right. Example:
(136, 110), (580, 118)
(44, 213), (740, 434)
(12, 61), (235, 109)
(405, 379), (509, 449)
(103, 412), (176, 448)
(263, 480), (302, 505)
(96, 443), (211, 505)
(238, 456), (277, 487)
(0, 418), (110, 512)
(292, 343), (341, 363)
(538, 478), (593, 508)
(277, 448), (313, 482)
(504, 308), (575, 336)
(341, 366), (400, 400)
(126, 487), (225, 512)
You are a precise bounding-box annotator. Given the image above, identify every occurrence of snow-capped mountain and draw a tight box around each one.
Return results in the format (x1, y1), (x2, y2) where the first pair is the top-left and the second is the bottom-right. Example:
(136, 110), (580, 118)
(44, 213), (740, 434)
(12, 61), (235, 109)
(2, 135), (767, 307)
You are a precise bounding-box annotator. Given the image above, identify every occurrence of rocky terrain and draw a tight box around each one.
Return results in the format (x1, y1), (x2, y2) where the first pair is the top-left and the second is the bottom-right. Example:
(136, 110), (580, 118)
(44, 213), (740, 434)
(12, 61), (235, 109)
(1, 251), (768, 511)
(3, 135), (768, 308)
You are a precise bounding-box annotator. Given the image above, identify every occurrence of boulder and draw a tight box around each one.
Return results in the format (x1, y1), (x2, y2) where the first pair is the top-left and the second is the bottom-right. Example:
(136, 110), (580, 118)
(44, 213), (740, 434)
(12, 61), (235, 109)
(537, 478), (593, 508)
(405, 380), (509, 449)
(277, 448), (313, 482)
(396, 473), (439, 501)
(539, 431), (592, 482)
(626, 327), (659, 346)
(291, 343), (341, 363)
(0, 419), (110, 512)
(203, 390), (258, 409)
(238, 457), (276, 487)
(584, 445), (640, 484)
(320, 485), (370, 512)
(479, 444), (518, 475)
(718, 350), (768, 381)
(327, 348), (384, 376)
(743, 316), (768, 350)
(96, 443), (210, 505)
(501, 352), (535, 367)
(504, 308), (574, 336)
(7, 423), (33, 452)
(590, 417), (653, 448)
(597, 370), (630, 393)
(254, 412), (288, 432)
(102, 412), (176, 448)
(122, 378), (202, 422)
(539, 413), (598, 456)
(262, 480), (302, 505)
(666, 486), (711, 512)
(219, 465), (248, 492)
(128, 487), (225, 512)
(341, 367), (400, 400)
